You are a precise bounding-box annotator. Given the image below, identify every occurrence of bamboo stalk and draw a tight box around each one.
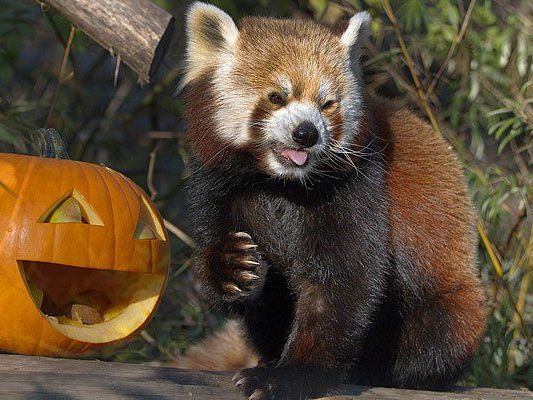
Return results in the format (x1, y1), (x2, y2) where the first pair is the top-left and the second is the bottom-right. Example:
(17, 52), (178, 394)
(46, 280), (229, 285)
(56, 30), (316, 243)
(45, 24), (76, 127)
(164, 219), (196, 249)
(383, 0), (442, 137)
(426, 0), (478, 96)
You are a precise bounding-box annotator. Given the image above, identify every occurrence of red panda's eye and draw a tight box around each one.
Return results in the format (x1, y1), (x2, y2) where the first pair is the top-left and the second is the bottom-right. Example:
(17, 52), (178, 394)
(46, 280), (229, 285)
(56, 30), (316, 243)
(321, 100), (338, 111)
(269, 92), (286, 106)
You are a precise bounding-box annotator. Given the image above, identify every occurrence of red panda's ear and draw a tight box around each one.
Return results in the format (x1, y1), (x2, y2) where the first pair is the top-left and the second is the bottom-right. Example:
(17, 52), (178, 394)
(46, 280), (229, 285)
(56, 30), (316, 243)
(180, 2), (239, 89)
(340, 11), (371, 57)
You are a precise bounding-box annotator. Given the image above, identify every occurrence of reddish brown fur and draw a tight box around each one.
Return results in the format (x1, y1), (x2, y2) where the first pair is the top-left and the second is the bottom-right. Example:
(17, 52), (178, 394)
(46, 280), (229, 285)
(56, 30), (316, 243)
(373, 97), (486, 357)
(284, 284), (335, 365)
(325, 107), (344, 142)
(235, 18), (346, 101)
(184, 69), (235, 165)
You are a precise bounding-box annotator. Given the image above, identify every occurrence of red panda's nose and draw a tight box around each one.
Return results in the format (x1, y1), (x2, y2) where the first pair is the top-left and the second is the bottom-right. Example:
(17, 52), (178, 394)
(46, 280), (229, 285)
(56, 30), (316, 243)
(292, 121), (319, 148)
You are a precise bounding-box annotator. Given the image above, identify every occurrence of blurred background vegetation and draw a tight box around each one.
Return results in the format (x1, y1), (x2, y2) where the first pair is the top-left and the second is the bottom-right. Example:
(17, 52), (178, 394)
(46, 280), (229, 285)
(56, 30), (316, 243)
(0, 0), (531, 390)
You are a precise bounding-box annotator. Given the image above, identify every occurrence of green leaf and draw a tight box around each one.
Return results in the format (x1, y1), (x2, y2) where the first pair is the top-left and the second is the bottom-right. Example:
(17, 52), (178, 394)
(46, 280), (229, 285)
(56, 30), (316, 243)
(487, 118), (513, 137)
(497, 127), (523, 155)
(398, 0), (426, 31)
(487, 108), (512, 118)
(493, 118), (515, 140)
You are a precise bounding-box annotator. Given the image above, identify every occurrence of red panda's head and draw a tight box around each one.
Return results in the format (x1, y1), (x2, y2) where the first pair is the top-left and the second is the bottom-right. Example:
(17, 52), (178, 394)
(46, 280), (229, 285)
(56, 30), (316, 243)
(182, 2), (370, 181)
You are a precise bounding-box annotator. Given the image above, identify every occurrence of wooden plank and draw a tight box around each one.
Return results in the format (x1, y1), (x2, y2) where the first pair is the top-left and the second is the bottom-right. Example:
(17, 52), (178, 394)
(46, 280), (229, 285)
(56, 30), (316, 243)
(41, 0), (175, 83)
(322, 386), (533, 400)
(0, 355), (530, 400)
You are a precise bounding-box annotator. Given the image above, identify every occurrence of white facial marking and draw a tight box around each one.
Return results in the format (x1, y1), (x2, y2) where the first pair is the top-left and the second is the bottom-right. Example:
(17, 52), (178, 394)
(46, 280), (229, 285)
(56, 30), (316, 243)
(264, 102), (327, 147)
(182, 2), (258, 146)
(336, 77), (363, 149)
(212, 58), (257, 146)
(318, 78), (334, 103)
(262, 101), (330, 178)
(277, 75), (292, 95)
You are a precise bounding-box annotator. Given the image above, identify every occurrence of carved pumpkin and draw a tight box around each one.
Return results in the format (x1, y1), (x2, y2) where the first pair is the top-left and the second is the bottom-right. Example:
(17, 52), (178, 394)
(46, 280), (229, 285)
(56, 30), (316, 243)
(0, 152), (169, 356)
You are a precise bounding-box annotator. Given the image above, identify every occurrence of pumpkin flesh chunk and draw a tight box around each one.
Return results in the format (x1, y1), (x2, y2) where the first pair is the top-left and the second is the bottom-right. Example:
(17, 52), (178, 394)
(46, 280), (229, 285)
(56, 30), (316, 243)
(20, 261), (164, 343)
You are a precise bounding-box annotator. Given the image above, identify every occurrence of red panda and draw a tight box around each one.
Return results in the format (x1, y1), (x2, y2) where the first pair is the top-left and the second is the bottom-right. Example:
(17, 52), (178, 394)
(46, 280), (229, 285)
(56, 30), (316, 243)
(178, 2), (487, 399)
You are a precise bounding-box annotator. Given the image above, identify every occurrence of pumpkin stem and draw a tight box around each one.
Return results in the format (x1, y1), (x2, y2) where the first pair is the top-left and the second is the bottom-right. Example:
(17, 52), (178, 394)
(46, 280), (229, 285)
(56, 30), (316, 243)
(31, 128), (70, 159)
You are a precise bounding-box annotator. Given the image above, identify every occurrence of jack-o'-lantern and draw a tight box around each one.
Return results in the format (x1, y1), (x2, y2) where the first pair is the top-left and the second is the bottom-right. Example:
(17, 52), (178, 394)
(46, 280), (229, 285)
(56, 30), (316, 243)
(0, 135), (169, 357)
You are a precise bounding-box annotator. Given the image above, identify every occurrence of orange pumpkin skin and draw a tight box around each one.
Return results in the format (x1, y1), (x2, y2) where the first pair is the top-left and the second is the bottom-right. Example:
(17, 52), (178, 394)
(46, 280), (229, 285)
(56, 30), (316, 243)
(0, 153), (170, 357)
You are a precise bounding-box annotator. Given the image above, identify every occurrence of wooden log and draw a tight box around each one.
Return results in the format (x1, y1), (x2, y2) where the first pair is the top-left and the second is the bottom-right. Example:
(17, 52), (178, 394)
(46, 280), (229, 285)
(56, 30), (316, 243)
(0, 354), (530, 399)
(41, 0), (175, 83)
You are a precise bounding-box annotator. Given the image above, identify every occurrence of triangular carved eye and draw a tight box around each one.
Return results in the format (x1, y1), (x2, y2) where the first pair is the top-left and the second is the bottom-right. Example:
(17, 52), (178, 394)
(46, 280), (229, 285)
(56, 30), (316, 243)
(41, 190), (104, 226)
(134, 196), (165, 240)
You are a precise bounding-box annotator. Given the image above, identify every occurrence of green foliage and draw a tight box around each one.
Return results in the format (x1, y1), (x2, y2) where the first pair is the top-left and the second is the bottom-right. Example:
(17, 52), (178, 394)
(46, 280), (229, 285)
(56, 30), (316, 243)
(0, 1), (37, 81)
(0, 0), (531, 390)
(0, 96), (35, 151)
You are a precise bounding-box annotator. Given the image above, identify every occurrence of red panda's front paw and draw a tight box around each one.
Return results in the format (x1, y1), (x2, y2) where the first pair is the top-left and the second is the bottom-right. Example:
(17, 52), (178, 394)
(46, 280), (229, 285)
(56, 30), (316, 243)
(215, 232), (265, 301)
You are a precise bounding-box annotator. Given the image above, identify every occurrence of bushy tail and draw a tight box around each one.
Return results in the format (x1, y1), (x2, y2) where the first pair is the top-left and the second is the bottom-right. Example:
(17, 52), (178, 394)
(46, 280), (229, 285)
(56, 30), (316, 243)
(171, 320), (259, 371)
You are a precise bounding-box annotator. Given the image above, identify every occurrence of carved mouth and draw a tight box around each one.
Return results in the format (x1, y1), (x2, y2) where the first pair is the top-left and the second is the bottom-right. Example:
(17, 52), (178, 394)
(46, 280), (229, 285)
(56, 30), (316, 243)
(19, 261), (165, 343)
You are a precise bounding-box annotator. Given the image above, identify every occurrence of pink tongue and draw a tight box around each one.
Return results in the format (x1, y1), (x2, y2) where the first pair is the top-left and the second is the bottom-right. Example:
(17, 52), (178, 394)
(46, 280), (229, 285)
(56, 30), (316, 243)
(281, 149), (308, 166)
